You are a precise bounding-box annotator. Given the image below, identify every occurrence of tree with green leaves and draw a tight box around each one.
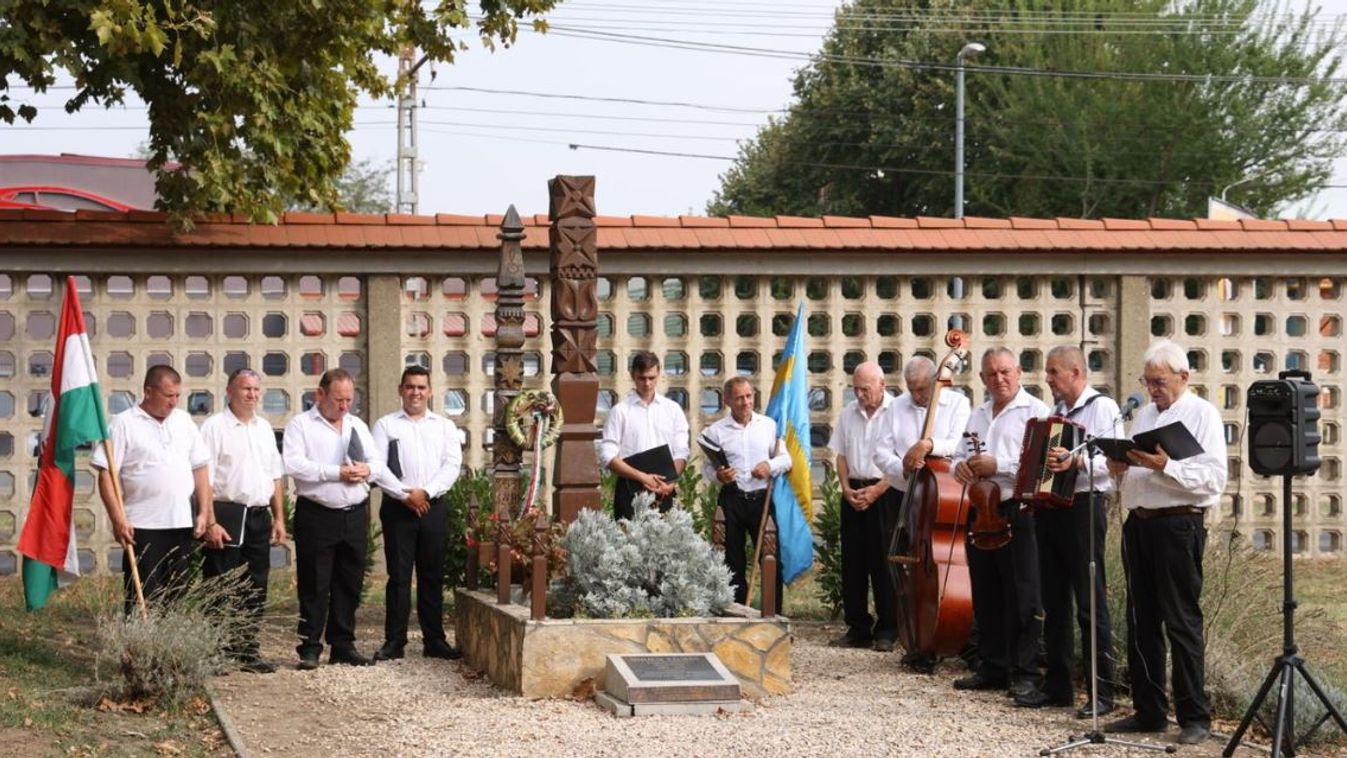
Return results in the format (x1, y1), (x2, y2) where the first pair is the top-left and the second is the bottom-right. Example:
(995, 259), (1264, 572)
(708, 0), (1347, 220)
(1, 1), (556, 223)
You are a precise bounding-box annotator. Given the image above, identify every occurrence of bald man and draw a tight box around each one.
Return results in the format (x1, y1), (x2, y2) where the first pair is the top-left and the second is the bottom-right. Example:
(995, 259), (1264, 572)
(826, 362), (900, 651)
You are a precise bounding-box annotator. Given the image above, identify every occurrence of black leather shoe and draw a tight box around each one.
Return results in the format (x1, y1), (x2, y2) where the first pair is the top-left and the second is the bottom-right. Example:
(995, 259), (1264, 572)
(1076, 700), (1116, 719)
(1103, 715), (1168, 734)
(1176, 724), (1210, 745)
(374, 644), (405, 661)
(871, 638), (896, 653)
(1014, 689), (1072, 708)
(953, 673), (1009, 691)
(1007, 680), (1038, 699)
(829, 632), (872, 648)
(424, 643), (463, 660)
(329, 648), (375, 667)
(297, 652), (321, 671)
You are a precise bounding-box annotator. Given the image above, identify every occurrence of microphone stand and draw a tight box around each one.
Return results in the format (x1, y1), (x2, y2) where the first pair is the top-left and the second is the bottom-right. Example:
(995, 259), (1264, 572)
(1042, 404), (1171, 756)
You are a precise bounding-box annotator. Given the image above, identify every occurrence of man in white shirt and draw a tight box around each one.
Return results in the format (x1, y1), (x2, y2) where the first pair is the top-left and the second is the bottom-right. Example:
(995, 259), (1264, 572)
(370, 366), (464, 662)
(827, 362), (898, 651)
(874, 356), (972, 555)
(283, 368), (384, 670)
(199, 368), (286, 673)
(93, 365), (219, 615)
(1104, 340), (1225, 746)
(952, 347), (1048, 698)
(1016, 346), (1119, 715)
(598, 351), (690, 519)
(701, 376), (792, 605)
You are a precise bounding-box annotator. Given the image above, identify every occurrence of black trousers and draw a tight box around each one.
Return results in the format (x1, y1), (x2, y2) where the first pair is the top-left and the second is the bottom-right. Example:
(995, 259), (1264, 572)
(380, 495), (450, 650)
(720, 486), (784, 606)
(123, 527), (195, 617)
(201, 504), (273, 659)
(840, 479), (899, 641)
(967, 500), (1042, 685)
(294, 497), (368, 657)
(1122, 512), (1211, 728)
(613, 477), (674, 520)
(1035, 492), (1114, 703)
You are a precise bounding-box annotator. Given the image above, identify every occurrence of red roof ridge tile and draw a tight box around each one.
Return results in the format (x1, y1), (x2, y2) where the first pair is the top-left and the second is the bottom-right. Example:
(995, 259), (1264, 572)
(726, 215), (776, 228)
(1102, 218), (1149, 230)
(333, 212), (384, 226)
(1238, 218), (1288, 231)
(282, 211), (336, 225)
(821, 215), (871, 228)
(775, 215), (825, 228)
(678, 215), (729, 228)
(1145, 218), (1197, 230)
(125, 210), (169, 223)
(385, 213), (434, 226)
(1008, 217), (1057, 229)
(868, 215), (918, 228)
(962, 216), (1011, 229)
(630, 214), (680, 227)
(593, 215), (633, 227)
(1285, 219), (1333, 231)
(915, 216), (962, 228)
(1056, 218), (1104, 230)
(1194, 219), (1241, 230)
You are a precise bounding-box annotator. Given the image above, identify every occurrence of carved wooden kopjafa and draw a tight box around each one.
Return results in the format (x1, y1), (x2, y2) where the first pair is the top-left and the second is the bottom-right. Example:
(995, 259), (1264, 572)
(493, 206), (527, 524)
(548, 176), (601, 524)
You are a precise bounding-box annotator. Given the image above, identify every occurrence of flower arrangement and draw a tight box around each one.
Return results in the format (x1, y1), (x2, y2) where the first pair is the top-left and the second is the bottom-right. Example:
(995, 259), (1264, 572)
(466, 505), (567, 591)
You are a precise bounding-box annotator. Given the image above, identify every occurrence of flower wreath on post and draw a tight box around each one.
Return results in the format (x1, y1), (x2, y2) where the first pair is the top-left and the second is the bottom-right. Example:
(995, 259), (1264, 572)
(505, 389), (564, 513)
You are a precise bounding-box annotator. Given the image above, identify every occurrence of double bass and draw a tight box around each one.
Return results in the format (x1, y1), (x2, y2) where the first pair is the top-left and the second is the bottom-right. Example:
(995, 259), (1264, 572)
(888, 331), (974, 661)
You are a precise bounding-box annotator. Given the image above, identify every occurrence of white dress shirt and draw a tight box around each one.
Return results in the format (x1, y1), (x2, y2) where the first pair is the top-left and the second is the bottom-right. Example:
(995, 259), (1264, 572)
(597, 391), (691, 469)
(828, 394), (892, 481)
(700, 412), (792, 493)
(956, 387), (1050, 502)
(283, 407), (384, 509)
(1119, 390), (1228, 510)
(371, 409), (463, 501)
(874, 389), (973, 488)
(1054, 388), (1121, 495)
(91, 406), (210, 529)
(199, 407), (284, 508)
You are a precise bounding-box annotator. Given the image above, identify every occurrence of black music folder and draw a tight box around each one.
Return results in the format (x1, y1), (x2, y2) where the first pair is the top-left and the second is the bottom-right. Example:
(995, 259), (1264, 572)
(212, 501), (247, 548)
(346, 430), (366, 464)
(622, 444), (678, 481)
(697, 433), (730, 471)
(387, 439), (403, 479)
(1095, 421), (1204, 463)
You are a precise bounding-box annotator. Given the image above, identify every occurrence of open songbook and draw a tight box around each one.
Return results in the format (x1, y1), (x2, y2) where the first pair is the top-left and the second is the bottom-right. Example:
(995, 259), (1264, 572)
(1093, 421), (1204, 463)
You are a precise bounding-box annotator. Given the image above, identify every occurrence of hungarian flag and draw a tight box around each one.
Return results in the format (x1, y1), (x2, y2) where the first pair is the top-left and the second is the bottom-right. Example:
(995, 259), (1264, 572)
(17, 276), (108, 610)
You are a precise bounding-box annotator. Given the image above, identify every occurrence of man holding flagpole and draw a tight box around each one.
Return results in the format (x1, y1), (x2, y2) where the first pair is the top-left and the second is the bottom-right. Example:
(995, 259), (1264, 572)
(18, 276), (109, 610)
(93, 365), (220, 615)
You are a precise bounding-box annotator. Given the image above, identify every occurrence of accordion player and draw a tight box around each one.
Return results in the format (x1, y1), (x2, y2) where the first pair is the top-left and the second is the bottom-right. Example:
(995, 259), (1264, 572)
(1015, 416), (1083, 509)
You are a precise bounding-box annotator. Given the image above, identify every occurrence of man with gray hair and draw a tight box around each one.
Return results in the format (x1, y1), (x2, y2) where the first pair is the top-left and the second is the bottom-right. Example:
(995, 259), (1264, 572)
(1104, 340), (1226, 746)
(826, 362), (898, 651)
(200, 368), (287, 673)
(1016, 346), (1119, 714)
(874, 356), (972, 660)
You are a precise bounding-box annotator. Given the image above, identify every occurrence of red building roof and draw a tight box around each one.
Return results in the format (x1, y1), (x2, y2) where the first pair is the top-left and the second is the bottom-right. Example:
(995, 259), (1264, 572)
(2, 210), (1345, 252)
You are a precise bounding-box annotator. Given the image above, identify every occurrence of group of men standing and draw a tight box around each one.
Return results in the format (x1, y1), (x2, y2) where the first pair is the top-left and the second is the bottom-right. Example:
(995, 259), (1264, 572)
(830, 340), (1226, 747)
(95, 365), (464, 672)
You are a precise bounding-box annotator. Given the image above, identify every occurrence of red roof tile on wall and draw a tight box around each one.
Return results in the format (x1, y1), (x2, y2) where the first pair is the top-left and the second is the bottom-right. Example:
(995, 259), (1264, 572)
(0, 210), (1345, 253)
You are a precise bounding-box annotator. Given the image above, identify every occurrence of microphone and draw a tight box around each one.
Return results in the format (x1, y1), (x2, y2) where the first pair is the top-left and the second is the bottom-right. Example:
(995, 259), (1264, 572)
(1120, 392), (1146, 420)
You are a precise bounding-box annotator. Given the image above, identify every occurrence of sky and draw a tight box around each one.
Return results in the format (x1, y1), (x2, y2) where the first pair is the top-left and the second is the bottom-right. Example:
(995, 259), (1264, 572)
(4, 0), (1346, 220)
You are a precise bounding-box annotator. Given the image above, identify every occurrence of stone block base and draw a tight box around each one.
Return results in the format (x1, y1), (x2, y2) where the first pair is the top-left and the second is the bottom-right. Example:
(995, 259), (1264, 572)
(454, 590), (793, 699)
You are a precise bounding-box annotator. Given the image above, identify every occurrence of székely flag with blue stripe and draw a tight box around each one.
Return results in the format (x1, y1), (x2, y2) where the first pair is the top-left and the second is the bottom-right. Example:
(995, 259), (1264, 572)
(765, 302), (815, 584)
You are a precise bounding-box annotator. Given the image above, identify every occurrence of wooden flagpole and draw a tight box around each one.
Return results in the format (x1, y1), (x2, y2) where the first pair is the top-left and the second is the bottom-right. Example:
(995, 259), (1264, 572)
(743, 475), (777, 611)
(103, 438), (148, 619)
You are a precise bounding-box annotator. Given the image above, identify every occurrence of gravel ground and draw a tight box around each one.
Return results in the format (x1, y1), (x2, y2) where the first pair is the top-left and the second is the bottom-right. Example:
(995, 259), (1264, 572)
(211, 623), (1259, 758)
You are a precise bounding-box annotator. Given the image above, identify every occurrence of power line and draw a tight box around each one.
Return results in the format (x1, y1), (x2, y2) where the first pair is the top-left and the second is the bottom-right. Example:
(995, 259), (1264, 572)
(539, 27), (1347, 85)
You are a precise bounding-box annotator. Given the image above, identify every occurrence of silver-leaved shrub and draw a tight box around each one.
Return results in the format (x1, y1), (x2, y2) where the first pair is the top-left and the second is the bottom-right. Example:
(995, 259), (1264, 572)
(560, 493), (734, 618)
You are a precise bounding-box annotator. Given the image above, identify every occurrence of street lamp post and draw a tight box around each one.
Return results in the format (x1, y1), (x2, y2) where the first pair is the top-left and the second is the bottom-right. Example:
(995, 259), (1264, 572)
(954, 42), (986, 219)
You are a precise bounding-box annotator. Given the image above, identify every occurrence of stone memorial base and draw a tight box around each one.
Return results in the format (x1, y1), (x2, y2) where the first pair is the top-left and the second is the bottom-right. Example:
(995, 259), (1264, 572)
(454, 589), (792, 699)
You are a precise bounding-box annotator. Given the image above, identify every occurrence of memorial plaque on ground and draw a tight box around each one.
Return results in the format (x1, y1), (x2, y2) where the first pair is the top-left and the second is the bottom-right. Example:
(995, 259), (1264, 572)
(597, 653), (750, 717)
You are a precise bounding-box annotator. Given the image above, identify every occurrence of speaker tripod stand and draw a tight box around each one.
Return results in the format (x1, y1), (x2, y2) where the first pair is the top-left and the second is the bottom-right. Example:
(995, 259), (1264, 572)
(1221, 473), (1347, 757)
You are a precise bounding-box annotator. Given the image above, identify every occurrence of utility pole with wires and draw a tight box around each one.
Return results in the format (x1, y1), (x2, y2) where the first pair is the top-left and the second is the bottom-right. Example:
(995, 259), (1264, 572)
(395, 47), (421, 215)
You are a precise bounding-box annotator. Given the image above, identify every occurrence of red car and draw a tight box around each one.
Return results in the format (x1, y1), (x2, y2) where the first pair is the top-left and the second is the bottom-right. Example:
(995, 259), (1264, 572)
(0, 185), (136, 212)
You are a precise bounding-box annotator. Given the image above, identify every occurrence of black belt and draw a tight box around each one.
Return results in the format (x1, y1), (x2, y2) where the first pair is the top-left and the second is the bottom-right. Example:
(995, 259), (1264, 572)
(1130, 505), (1204, 520)
(216, 499), (271, 510)
(848, 478), (881, 488)
(724, 486), (768, 503)
(297, 496), (369, 513)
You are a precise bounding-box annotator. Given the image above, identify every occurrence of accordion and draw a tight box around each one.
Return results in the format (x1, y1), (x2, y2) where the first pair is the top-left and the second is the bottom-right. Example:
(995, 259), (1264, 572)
(1015, 416), (1083, 510)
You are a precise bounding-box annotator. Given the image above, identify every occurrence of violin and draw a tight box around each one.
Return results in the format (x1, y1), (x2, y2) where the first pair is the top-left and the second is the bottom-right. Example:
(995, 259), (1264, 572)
(964, 432), (1011, 550)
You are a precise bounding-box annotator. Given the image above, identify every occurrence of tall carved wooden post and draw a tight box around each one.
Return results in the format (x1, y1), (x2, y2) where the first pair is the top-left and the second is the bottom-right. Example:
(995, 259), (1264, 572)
(547, 176), (601, 523)
(494, 206), (527, 602)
